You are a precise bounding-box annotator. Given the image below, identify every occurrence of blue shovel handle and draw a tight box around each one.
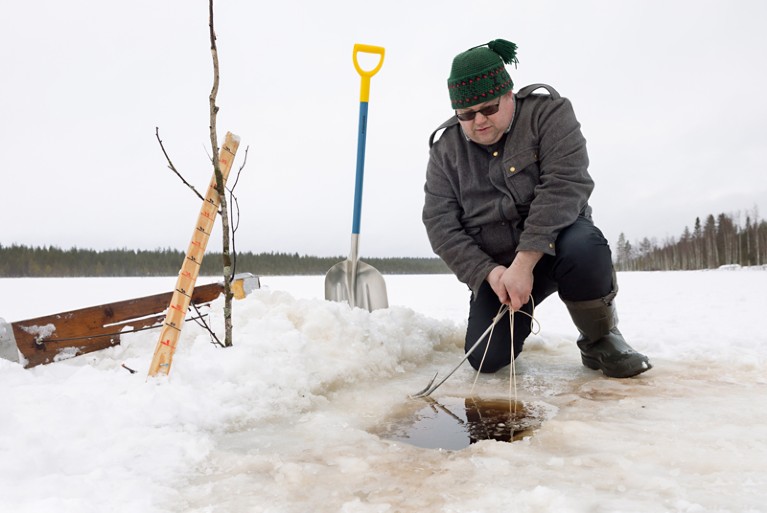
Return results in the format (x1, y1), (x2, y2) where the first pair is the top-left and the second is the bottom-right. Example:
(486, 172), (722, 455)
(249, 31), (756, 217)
(351, 44), (385, 235)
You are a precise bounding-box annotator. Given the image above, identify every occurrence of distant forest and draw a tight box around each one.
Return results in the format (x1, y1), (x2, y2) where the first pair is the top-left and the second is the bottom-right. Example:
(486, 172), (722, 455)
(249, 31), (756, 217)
(2, 210), (764, 277)
(615, 209), (766, 271)
(0, 245), (450, 277)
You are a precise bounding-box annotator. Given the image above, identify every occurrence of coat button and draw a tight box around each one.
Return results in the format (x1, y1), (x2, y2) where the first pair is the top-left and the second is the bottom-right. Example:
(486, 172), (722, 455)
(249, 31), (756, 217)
(492, 151), (499, 157)
(549, 243), (555, 249)
(509, 166), (516, 173)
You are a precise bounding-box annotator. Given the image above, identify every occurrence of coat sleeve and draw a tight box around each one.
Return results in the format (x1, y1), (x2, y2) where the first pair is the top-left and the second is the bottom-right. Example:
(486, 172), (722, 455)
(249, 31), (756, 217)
(422, 147), (498, 295)
(516, 97), (593, 254)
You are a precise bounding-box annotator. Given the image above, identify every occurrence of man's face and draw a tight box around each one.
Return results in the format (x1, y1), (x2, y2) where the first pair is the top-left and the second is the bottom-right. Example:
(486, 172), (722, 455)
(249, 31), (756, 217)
(456, 91), (514, 146)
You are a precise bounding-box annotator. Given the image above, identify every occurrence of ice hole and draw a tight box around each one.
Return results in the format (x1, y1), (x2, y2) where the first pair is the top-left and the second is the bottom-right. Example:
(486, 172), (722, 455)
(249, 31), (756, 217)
(375, 396), (545, 450)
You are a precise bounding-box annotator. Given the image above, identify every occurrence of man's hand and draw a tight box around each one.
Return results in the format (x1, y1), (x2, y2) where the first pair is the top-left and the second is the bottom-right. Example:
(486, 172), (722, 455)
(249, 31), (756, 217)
(486, 251), (544, 311)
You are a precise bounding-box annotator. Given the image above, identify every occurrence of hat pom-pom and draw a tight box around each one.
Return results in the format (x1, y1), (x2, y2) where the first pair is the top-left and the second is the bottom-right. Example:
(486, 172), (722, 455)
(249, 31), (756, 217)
(488, 39), (519, 66)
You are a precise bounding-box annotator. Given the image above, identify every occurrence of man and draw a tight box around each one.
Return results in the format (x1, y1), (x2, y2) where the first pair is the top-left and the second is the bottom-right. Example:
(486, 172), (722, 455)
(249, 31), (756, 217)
(422, 39), (651, 378)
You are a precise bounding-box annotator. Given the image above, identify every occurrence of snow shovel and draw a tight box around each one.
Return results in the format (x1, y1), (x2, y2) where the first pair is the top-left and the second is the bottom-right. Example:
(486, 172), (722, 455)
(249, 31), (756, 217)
(325, 44), (388, 312)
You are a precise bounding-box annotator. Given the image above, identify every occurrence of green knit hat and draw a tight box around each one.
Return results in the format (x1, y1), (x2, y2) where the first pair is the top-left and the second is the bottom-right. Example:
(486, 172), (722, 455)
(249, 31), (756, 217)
(447, 39), (519, 109)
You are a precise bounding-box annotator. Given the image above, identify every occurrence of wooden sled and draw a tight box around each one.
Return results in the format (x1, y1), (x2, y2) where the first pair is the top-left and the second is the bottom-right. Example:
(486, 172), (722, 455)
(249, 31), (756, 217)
(0, 273), (259, 368)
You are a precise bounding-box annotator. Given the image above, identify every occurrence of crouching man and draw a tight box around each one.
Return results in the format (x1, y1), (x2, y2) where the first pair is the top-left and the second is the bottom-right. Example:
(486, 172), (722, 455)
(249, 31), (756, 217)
(422, 39), (651, 378)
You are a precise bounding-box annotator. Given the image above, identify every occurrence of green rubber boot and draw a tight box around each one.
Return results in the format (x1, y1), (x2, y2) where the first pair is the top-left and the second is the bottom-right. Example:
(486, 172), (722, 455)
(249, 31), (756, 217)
(564, 293), (651, 378)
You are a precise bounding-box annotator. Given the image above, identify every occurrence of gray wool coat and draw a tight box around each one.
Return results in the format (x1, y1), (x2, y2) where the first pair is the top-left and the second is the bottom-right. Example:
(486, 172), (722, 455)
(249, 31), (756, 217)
(422, 83), (594, 295)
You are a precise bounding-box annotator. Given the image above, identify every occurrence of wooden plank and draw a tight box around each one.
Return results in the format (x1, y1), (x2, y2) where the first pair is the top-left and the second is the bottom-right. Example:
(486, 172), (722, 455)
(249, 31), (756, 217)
(12, 282), (225, 368)
(148, 132), (240, 377)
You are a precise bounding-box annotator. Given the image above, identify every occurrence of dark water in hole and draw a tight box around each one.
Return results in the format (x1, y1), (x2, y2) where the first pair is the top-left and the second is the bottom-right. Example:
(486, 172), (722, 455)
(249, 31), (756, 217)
(376, 396), (544, 450)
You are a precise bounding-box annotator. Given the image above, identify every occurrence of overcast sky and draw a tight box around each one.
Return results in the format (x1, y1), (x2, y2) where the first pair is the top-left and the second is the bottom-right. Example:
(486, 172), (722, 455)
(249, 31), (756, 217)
(2, 0), (765, 259)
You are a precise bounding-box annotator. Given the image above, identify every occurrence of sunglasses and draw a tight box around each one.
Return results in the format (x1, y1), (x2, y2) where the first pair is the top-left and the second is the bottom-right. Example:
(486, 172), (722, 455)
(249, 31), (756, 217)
(455, 98), (502, 121)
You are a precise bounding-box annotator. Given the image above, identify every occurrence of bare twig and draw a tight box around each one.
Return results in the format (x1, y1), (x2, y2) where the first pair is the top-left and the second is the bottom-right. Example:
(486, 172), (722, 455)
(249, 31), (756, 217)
(151, 0), (243, 354)
(229, 145), (249, 192)
(122, 363), (138, 374)
(155, 127), (206, 203)
(208, 0), (234, 347)
(191, 302), (224, 348)
(226, 145), (247, 277)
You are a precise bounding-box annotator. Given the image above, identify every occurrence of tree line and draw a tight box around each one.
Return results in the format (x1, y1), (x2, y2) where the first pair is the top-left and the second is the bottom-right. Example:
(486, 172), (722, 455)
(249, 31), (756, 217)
(0, 244), (450, 277)
(4, 207), (764, 276)
(615, 209), (766, 271)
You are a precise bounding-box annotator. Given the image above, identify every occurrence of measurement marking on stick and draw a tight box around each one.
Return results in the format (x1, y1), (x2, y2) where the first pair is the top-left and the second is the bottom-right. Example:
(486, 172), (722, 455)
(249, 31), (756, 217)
(147, 131), (241, 378)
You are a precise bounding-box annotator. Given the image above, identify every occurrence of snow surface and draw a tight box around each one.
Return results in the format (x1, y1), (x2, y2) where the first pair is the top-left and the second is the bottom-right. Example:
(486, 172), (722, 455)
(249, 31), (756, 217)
(1, 270), (766, 513)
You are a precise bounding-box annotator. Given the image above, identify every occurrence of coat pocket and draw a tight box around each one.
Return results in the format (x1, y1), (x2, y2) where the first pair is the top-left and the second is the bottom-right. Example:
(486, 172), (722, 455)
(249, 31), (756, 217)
(472, 222), (519, 266)
(502, 146), (540, 207)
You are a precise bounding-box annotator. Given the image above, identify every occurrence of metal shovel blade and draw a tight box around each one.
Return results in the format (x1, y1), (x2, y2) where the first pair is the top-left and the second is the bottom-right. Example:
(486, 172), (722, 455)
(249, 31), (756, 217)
(325, 258), (388, 312)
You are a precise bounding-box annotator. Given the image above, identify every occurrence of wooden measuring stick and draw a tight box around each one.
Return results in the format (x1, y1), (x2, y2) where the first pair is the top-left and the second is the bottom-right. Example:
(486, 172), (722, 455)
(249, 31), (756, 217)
(148, 132), (241, 377)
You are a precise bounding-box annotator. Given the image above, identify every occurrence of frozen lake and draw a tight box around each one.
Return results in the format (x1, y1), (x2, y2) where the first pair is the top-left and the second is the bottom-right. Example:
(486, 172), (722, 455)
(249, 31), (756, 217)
(1, 270), (766, 512)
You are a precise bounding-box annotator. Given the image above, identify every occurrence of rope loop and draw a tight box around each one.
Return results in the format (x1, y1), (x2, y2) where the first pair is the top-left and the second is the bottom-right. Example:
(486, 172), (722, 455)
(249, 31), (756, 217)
(470, 296), (540, 403)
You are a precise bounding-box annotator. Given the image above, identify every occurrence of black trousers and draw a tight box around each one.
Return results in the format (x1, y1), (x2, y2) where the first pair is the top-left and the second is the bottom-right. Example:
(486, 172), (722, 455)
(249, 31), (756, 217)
(466, 216), (613, 373)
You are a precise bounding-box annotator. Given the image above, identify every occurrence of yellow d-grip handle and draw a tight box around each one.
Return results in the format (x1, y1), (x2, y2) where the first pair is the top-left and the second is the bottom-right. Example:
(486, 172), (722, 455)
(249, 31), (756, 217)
(353, 43), (385, 102)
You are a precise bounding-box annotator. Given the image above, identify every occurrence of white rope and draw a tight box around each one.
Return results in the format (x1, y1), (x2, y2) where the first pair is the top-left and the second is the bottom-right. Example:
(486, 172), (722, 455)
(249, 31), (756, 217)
(469, 297), (540, 415)
(509, 307), (517, 414)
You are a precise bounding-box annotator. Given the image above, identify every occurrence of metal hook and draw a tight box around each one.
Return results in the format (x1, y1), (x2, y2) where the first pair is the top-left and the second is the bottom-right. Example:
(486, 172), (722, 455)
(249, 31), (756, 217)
(410, 305), (509, 398)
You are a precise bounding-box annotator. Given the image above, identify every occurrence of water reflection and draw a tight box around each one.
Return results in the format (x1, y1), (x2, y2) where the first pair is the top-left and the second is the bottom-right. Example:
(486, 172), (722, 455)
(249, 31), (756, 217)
(378, 396), (545, 450)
